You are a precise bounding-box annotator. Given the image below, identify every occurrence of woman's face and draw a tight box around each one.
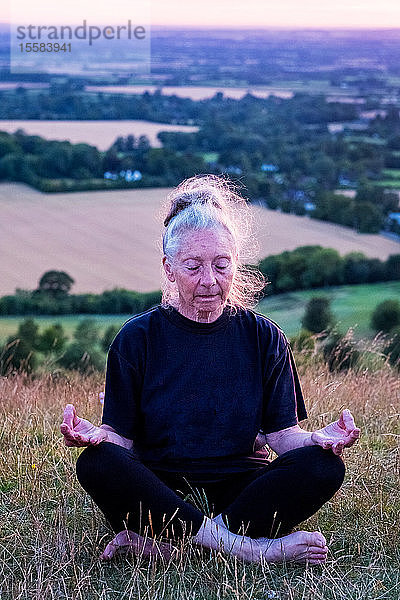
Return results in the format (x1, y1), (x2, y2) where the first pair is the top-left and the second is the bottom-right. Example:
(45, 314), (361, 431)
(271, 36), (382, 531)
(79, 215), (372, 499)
(163, 227), (238, 321)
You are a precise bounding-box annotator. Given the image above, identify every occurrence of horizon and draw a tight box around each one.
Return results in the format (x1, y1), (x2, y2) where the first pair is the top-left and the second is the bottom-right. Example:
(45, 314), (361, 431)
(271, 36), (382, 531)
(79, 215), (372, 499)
(1, 0), (400, 29)
(2, 22), (400, 30)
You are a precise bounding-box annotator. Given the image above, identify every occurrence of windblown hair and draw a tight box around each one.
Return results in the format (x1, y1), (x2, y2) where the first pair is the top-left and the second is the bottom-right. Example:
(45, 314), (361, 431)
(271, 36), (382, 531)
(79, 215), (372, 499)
(158, 174), (266, 311)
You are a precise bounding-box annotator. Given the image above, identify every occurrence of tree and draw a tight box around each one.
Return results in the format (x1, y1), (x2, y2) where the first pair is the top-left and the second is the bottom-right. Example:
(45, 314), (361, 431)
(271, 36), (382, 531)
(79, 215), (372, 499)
(17, 318), (39, 348)
(36, 324), (67, 354)
(353, 201), (383, 234)
(58, 319), (103, 373)
(57, 342), (104, 373)
(302, 248), (343, 288)
(73, 319), (99, 346)
(386, 255), (400, 281)
(302, 296), (334, 334)
(101, 325), (120, 352)
(0, 338), (37, 374)
(384, 326), (400, 369)
(322, 330), (360, 372)
(37, 271), (75, 298)
(371, 299), (400, 333)
(0, 318), (39, 374)
(342, 252), (370, 284)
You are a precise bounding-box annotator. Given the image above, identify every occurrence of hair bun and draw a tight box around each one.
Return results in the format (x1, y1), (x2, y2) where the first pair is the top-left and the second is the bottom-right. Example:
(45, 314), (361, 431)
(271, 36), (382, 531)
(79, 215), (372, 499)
(163, 190), (223, 227)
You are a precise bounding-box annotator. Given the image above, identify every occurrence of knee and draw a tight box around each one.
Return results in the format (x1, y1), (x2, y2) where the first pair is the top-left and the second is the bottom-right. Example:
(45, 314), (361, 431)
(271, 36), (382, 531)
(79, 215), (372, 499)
(75, 441), (122, 489)
(75, 444), (101, 488)
(302, 446), (346, 492)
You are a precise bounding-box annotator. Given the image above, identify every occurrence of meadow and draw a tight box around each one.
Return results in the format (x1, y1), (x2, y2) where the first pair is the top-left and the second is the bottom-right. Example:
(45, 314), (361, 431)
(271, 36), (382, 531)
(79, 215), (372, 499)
(0, 359), (399, 599)
(1, 182), (399, 297)
(258, 280), (400, 338)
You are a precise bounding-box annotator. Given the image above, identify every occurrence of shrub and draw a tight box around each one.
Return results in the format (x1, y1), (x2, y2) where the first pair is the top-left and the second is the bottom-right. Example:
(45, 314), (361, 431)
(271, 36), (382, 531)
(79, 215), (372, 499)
(301, 296), (335, 334)
(383, 326), (400, 369)
(371, 299), (400, 333)
(322, 329), (361, 372)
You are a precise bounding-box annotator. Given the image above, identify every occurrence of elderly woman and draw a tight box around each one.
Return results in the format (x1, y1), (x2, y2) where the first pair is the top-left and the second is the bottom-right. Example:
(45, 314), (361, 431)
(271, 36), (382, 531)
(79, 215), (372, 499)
(61, 175), (360, 565)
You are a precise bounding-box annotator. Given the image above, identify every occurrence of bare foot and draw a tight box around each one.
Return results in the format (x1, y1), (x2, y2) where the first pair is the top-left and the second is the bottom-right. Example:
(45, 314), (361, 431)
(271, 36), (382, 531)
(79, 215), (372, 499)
(252, 531), (328, 565)
(100, 529), (178, 562)
(195, 517), (327, 565)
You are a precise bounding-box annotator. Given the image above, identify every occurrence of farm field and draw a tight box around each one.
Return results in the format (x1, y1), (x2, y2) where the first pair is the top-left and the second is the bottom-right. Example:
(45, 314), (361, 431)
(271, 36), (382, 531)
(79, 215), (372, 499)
(1, 281), (399, 344)
(1, 183), (400, 297)
(0, 120), (199, 151)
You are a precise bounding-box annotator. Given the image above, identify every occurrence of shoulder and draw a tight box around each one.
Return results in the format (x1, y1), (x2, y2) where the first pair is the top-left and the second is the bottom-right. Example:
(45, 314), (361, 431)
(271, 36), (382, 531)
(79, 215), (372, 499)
(118, 304), (164, 335)
(110, 304), (164, 357)
(232, 307), (289, 345)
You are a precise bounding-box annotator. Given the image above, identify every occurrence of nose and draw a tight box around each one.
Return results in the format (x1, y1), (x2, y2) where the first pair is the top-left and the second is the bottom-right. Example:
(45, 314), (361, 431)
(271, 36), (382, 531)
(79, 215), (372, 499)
(200, 264), (217, 287)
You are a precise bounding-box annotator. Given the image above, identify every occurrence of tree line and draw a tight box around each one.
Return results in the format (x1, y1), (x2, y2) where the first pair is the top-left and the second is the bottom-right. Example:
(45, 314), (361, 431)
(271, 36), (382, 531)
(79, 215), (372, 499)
(1, 251), (399, 316)
(1, 90), (400, 233)
(258, 246), (400, 294)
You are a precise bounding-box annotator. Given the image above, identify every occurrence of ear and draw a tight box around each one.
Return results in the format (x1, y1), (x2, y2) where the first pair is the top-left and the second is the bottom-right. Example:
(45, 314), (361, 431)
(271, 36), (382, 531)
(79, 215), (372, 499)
(162, 256), (175, 282)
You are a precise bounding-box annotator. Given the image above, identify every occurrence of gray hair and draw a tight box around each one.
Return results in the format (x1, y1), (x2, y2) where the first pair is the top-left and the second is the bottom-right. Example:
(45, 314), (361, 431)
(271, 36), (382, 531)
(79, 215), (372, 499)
(159, 175), (265, 310)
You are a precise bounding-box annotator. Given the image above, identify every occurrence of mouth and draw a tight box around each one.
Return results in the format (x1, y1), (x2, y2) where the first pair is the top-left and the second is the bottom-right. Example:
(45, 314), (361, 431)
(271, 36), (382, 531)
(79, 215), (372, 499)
(197, 294), (218, 299)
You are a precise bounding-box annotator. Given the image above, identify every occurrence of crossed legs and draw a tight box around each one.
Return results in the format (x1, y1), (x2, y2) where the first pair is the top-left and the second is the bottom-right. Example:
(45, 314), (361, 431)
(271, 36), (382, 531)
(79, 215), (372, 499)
(76, 442), (345, 564)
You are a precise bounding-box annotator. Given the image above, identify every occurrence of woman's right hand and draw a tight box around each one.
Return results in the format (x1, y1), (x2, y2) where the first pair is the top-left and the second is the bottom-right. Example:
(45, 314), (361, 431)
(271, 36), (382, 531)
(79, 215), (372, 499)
(60, 403), (108, 447)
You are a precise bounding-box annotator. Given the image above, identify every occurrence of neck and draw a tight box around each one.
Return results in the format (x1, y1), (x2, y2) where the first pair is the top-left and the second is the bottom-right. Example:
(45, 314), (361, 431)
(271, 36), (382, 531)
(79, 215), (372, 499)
(176, 303), (224, 323)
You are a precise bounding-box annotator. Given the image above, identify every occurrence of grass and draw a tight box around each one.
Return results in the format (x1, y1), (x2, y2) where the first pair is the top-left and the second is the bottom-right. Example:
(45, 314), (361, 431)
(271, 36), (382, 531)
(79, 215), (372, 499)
(374, 180), (400, 189)
(345, 136), (386, 146)
(257, 281), (400, 338)
(0, 361), (399, 599)
(381, 169), (400, 179)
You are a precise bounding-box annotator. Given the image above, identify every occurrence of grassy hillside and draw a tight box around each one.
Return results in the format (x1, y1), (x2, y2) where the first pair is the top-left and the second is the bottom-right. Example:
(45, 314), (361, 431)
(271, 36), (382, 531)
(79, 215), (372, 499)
(257, 281), (400, 338)
(1, 365), (398, 598)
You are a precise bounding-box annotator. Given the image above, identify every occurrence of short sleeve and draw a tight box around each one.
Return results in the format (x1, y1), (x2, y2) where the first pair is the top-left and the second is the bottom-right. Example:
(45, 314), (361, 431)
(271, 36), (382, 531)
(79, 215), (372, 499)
(101, 347), (143, 440)
(260, 341), (307, 435)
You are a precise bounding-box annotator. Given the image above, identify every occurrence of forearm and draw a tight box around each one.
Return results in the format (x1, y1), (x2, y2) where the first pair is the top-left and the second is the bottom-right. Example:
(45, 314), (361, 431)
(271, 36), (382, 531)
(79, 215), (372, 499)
(265, 425), (315, 456)
(99, 424), (133, 449)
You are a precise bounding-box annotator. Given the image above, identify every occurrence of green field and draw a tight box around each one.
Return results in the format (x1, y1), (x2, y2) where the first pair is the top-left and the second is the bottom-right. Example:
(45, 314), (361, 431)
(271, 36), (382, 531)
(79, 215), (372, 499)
(257, 280), (400, 338)
(375, 180), (400, 188)
(0, 314), (132, 345)
(382, 169), (400, 179)
(1, 281), (400, 344)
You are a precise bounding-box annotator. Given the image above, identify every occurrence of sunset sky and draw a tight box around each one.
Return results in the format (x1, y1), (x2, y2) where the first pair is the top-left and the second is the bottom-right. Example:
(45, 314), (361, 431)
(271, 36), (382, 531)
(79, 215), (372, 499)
(3, 0), (400, 28)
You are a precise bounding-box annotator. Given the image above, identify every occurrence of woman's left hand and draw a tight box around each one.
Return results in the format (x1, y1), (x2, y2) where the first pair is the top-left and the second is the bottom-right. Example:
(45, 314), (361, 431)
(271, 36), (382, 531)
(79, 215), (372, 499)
(311, 409), (361, 456)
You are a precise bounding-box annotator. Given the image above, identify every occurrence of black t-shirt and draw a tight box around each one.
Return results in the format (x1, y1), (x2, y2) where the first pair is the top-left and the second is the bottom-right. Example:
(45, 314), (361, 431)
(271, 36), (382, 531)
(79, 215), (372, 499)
(101, 304), (307, 476)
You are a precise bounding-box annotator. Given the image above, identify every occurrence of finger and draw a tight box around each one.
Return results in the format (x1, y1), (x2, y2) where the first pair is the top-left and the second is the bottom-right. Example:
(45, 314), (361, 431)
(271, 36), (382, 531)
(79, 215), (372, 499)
(339, 427), (361, 447)
(62, 404), (75, 428)
(321, 440), (334, 450)
(60, 423), (76, 442)
(100, 542), (116, 560)
(341, 409), (357, 432)
(350, 428), (361, 439)
(332, 441), (344, 455)
(308, 557), (327, 565)
(63, 426), (89, 445)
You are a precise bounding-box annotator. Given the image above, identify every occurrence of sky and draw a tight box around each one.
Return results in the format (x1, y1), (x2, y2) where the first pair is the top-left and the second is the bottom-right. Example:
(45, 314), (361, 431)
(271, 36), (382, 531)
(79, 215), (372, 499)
(2, 0), (400, 28)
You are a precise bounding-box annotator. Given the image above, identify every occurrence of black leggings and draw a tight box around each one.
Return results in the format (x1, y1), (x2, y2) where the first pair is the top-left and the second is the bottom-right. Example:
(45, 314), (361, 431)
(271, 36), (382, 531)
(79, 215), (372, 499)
(76, 442), (345, 540)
